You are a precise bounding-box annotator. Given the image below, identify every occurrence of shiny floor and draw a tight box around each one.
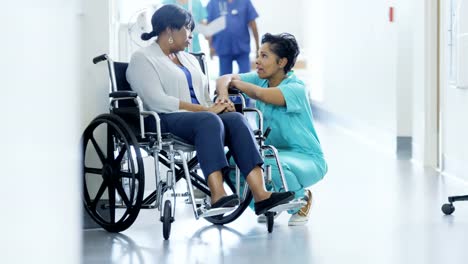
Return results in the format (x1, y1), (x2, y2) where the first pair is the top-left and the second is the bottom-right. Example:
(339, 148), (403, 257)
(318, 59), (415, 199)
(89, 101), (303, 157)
(83, 121), (468, 264)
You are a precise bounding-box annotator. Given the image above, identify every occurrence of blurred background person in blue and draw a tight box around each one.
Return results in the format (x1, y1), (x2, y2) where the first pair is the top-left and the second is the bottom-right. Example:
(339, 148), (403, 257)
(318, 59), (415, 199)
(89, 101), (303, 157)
(162, 0), (207, 53)
(207, 0), (259, 75)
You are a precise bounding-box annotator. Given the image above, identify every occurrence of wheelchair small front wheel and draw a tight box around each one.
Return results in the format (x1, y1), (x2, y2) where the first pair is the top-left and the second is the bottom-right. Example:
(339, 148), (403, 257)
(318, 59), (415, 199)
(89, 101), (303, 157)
(162, 200), (173, 240)
(266, 212), (275, 233)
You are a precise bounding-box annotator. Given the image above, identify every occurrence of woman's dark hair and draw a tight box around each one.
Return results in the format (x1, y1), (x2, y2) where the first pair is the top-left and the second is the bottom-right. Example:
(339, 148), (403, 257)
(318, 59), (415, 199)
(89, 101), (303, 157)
(261, 33), (300, 73)
(141, 4), (195, 41)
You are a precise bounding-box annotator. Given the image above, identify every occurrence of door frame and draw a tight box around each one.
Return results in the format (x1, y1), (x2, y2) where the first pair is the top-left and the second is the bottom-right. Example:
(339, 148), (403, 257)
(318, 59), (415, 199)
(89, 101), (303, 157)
(423, 0), (440, 169)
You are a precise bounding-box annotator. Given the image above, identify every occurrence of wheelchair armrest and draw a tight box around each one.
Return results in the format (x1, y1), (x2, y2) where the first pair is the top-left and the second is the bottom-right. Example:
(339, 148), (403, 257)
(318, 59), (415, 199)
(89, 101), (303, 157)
(109, 94), (147, 144)
(243, 107), (264, 140)
(140, 110), (163, 149)
(253, 129), (262, 136)
(243, 107), (258, 111)
(228, 87), (241, 94)
(243, 107), (262, 123)
(110, 91), (138, 98)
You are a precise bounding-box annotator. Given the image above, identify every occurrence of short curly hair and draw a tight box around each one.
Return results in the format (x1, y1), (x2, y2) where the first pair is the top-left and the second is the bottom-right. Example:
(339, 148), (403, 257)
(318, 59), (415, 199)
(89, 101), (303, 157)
(261, 33), (300, 73)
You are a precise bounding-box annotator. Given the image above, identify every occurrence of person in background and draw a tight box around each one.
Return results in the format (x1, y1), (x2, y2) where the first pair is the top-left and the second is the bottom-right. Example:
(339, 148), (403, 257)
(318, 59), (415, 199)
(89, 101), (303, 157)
(206, 0), (259, 75)
(216, 33), (328, 226)
(126, 5), (295, 215)
(162, 0), (207, 53)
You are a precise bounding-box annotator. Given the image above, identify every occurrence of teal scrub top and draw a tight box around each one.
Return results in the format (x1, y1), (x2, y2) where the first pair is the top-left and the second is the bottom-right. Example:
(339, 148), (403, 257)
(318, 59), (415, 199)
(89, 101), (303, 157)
(162, 0), (207, 53)
(240, 71), (324, 158)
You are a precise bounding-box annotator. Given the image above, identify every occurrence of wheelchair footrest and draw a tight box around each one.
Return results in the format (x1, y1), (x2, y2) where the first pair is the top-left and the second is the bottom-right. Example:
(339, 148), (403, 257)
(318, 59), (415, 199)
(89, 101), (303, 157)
(185, 198), (206, 206)
(140, 204), (157, 209)
(267, 200), (306, 213)
(198, 207), (237, 218)
(115, 203), (157, 209)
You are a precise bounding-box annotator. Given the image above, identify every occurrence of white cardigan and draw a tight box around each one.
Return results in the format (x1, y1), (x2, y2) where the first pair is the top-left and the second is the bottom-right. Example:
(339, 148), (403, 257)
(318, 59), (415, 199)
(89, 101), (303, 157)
(126, 42), (212, 113)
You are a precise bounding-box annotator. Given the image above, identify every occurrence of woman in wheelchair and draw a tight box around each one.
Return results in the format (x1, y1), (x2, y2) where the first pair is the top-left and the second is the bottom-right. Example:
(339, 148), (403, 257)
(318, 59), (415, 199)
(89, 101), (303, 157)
(215, 33), (328, 226)
(126, 4), (294, 214)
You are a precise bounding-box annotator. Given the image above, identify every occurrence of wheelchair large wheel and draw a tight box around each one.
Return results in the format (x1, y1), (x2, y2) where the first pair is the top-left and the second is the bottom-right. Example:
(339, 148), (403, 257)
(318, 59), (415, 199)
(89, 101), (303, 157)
(204, 176), (253, 225)
(82, 114), (145, 232)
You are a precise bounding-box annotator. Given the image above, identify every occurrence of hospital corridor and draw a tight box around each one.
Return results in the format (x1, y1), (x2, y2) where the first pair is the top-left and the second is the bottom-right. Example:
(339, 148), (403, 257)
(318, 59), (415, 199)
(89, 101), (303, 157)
(2, 0), (468, 264)
(81, 119), (468, 263)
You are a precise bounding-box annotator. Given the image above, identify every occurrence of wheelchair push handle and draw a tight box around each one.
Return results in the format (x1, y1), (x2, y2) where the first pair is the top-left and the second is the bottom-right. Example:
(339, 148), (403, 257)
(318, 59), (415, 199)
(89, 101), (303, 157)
(92, 54), (108, 64)
(263, 127), (272, 139)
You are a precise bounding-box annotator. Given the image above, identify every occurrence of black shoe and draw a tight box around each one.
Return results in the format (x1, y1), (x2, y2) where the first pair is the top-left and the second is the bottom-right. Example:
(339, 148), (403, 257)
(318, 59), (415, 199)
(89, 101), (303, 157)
(210, 194), (239, 209)
(254, 191), (295, 215)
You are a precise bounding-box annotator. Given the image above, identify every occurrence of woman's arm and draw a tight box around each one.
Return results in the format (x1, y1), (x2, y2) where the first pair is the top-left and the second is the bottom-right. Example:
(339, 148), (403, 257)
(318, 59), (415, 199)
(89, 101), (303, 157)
(249, 20), (260, 57)
(179, 101), (207, 112)
(129, 52), (226, 114)
(230, 80), (286, 106)
(215, 74), (241, 101)
(179, 101), (227, 114)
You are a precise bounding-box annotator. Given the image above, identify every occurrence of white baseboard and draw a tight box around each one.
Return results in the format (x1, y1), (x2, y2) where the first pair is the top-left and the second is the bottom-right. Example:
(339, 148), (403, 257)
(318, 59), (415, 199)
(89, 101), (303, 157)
(442, 154), (468, 182)
(311, 102), (400, 157)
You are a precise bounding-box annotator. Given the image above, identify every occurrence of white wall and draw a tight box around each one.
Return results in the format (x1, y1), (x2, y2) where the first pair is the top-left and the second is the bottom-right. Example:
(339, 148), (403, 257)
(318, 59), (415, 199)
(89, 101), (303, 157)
(252, 0), (306, 50)
(80, 0), (112, 212)
(306, 0), (398, 144)
(303, 0), (441, 166)
(407, 0), (439, 168)
(410, 0), (428, 164)
(0, 0), (111, 262)
(80, 0), (111, 128)
(395, 0), (414, 138)
(0, 1), (81, 263)
(440, 0), (468, 180)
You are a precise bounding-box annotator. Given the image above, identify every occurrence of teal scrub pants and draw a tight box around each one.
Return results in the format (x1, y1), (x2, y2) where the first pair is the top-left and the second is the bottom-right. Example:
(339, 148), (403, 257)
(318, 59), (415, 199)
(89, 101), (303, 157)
(229, 150), (327, 214)
(264, 151), (327, 199)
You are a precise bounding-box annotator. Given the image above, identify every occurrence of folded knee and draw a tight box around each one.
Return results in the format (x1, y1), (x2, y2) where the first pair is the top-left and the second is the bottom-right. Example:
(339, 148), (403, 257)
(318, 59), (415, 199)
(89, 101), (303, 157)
(222, 112), (248, 127)
(197, 112), (223, 131)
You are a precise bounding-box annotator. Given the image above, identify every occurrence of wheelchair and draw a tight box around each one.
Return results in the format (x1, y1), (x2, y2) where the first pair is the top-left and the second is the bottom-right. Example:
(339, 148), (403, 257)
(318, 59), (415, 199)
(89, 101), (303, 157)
(82, 53), (305, 239)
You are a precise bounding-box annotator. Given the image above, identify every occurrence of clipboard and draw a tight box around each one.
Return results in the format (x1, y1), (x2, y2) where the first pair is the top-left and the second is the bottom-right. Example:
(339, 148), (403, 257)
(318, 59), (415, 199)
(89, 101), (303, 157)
(197, 16), (226, 37)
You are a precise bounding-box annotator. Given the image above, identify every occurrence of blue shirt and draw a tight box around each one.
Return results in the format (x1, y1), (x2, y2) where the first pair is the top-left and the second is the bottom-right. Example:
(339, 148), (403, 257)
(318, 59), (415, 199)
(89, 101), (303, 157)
(162, 0), (207, 53)
(207, 0), (258, 55)
(240, 71), (324, 157)
(178, 65), (200, 104)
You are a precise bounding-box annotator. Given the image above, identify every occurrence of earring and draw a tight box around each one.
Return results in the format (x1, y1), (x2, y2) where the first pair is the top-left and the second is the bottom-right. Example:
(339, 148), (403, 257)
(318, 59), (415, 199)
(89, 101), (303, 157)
(168, 36), (174, 44)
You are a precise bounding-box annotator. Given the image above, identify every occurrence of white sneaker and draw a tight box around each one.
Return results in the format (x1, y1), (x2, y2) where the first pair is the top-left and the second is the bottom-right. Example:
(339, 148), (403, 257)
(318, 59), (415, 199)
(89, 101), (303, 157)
(288, 189), (312, 226)
(257, 211), (282, 223)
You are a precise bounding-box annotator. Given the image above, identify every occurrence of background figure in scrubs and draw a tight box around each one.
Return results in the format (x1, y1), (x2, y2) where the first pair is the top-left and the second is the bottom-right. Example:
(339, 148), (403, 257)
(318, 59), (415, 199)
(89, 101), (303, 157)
(206, 0), (259, 75)
(215, 33), (328, 226)
(162, 0), (207, 53)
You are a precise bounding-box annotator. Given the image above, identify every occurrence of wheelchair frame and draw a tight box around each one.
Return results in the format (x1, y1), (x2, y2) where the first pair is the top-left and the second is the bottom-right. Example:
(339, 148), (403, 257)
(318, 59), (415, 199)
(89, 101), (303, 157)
(82, 53), (305, 239)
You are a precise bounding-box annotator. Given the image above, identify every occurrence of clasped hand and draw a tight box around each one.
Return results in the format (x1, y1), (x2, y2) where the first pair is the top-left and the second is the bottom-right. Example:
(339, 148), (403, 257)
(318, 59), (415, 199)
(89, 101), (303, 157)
(209, 96), (236, 114)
